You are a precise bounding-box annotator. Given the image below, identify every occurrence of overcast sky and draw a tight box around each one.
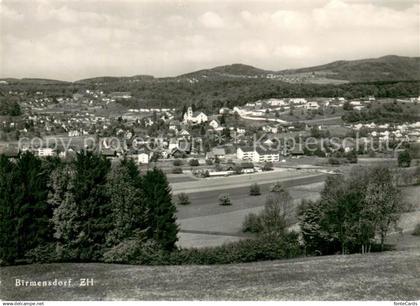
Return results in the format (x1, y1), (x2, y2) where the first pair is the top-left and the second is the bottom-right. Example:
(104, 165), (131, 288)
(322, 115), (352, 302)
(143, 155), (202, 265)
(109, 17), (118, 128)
(1, 0), (419, 81)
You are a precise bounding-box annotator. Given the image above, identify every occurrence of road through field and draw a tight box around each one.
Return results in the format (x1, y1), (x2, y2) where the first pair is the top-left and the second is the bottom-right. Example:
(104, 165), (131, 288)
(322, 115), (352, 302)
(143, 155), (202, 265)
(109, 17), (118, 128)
(171, 168), (328, 194)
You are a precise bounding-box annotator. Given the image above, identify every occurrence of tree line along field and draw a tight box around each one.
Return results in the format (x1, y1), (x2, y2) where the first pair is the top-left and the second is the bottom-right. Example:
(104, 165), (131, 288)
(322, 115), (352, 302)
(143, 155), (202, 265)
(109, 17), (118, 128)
(1, 78), (420, 112)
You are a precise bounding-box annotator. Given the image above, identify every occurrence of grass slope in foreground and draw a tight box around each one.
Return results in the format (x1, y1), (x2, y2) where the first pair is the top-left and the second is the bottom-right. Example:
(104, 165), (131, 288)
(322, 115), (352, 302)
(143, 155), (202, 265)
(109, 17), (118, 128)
(1, 249), (419, 300)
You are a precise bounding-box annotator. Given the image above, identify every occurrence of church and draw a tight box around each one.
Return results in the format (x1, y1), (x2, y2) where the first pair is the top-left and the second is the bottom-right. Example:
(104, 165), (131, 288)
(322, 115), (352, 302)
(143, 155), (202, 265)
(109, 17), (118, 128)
(183, 107), (208, 124)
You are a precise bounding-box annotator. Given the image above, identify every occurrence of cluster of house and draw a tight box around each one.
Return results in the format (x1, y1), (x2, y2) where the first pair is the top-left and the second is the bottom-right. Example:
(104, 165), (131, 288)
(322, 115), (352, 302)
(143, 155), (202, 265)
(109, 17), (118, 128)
(7, 87), (420, 169)
(17, 111), (110, 136)
(352, 122), (420, 142)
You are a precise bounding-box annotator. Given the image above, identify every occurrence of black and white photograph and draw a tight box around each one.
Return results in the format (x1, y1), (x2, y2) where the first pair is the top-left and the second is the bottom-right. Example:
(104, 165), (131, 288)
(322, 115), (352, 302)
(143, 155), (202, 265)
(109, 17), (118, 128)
(0, 0), (419, 304)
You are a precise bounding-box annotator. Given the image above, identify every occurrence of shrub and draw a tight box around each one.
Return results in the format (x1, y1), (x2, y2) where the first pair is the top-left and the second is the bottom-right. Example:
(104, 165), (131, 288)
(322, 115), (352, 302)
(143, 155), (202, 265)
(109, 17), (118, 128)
(242, 213), (263, 233)
(345, 150), (358, 163)
(172, 167), (183, 174)
(24, 243), (60, 264)
(234, 165), (243, 174)
(328, 157), (341, 165)
(243, 189), (293, 235)
(412, 223), (420, 236)
(189, 159), (199, 167)
(262, 162), (273, 171)
(169, 232), (301, 265)
(173, 159), (183, 166)
(103, 239), (142, 264)
(218, 193), (232, 206)
(177, 193), (191, 205)
(205, 159), (213, 165)
(103, 239), (167, 264)
(270, 181), (285, 193)
(249, 183), (261, 196)
(398, 150), (411, 168)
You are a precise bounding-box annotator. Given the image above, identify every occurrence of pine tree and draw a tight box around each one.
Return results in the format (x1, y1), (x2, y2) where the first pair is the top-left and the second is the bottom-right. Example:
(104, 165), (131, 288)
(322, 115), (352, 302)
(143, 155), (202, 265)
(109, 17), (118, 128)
(142, 168), (178, 251)
(0, 155), (18, 264)
(72, 151), (111, 260)
(105, 161), (148, 246)
(14, 152), (52, 260)
(48, 164), (81, 260)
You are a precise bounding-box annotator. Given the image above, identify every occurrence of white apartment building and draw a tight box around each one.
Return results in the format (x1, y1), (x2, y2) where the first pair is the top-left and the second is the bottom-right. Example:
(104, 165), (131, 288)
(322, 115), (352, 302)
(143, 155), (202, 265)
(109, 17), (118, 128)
(237, 146), (280, 163)
(237, 146), (255, 160)
(253, 148), (280, 163)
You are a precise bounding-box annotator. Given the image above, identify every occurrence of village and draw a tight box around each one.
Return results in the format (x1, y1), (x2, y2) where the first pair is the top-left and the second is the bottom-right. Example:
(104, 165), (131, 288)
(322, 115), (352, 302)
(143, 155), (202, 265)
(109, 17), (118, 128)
(1, 89), (420, 176)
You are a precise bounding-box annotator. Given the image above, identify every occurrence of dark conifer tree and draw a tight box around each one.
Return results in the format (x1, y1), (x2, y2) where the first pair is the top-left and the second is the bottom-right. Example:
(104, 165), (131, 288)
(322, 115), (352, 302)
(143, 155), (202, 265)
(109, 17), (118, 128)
(0, 155), (19, 264)
(72, 151), (111, 260)
(14, 152), (52, 260)
(141, 168), (178, 251)
(105, 159), (147, 245)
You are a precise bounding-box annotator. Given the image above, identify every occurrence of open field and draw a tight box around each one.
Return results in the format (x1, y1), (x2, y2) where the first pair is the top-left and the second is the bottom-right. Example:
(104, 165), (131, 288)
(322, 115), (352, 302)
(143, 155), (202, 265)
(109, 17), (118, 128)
(171, 169), (328, 194)
(175, 180), (325, 219)
(176, 178), (325, 248)
(167, 174), (198, 184)
(176, 179), (419, 249)
(1, 249), (419, 300)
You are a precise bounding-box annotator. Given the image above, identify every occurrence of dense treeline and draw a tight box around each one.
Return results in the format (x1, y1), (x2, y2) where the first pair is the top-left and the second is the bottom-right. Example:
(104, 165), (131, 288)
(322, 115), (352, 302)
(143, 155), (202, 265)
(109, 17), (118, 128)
(0, 151), (301, 266)
(0, 151), (178, 265)
(104, 79), (420, 111)
(342, 101), (420, 123)
(0, 97), (21, 116)
(1, 79), (419, 112)
(0, 153), (408, 266)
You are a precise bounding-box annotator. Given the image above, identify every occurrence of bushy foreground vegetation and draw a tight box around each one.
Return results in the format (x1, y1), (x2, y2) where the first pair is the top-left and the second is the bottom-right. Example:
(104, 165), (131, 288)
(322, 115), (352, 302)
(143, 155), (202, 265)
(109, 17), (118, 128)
(0, 152), (300, 266)
(412, 223), (420, 236)
(0, 152), (408, 266)
(102, 233), (301, 265)
(298, 167), (407, 255)
(0, 152), (178, 265)
(243, 167), (407, 257)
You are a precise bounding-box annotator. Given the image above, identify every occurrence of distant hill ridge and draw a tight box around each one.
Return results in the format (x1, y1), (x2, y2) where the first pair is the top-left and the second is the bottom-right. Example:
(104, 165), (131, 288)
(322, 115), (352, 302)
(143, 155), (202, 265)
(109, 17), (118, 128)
(282, 55), (420, 82)
(1, 55), (419, 84)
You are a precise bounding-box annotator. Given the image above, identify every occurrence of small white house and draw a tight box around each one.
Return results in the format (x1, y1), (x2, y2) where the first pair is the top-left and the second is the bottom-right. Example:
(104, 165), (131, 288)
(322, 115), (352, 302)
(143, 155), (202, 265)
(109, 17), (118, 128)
(178, 129), (190, 136)
(68, 130), (80, 137)
(350, 101), (362, 106)
(305, 102), (320, 110)
(37, 148), (55, 157)
(236, 127), (246, 134)
(289, 98), (307, 105)
(209, 119), (220, 129)
(168, 138), (179, 151)
(138, 152), (149, 164)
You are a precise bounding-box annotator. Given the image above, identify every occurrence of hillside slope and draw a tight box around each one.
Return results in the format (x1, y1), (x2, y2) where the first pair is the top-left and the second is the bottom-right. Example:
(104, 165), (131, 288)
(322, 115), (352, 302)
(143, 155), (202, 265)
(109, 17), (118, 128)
(281, 55), (420, 82)
(1, 249), (419, 300)
(178, 63), (273, 79)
